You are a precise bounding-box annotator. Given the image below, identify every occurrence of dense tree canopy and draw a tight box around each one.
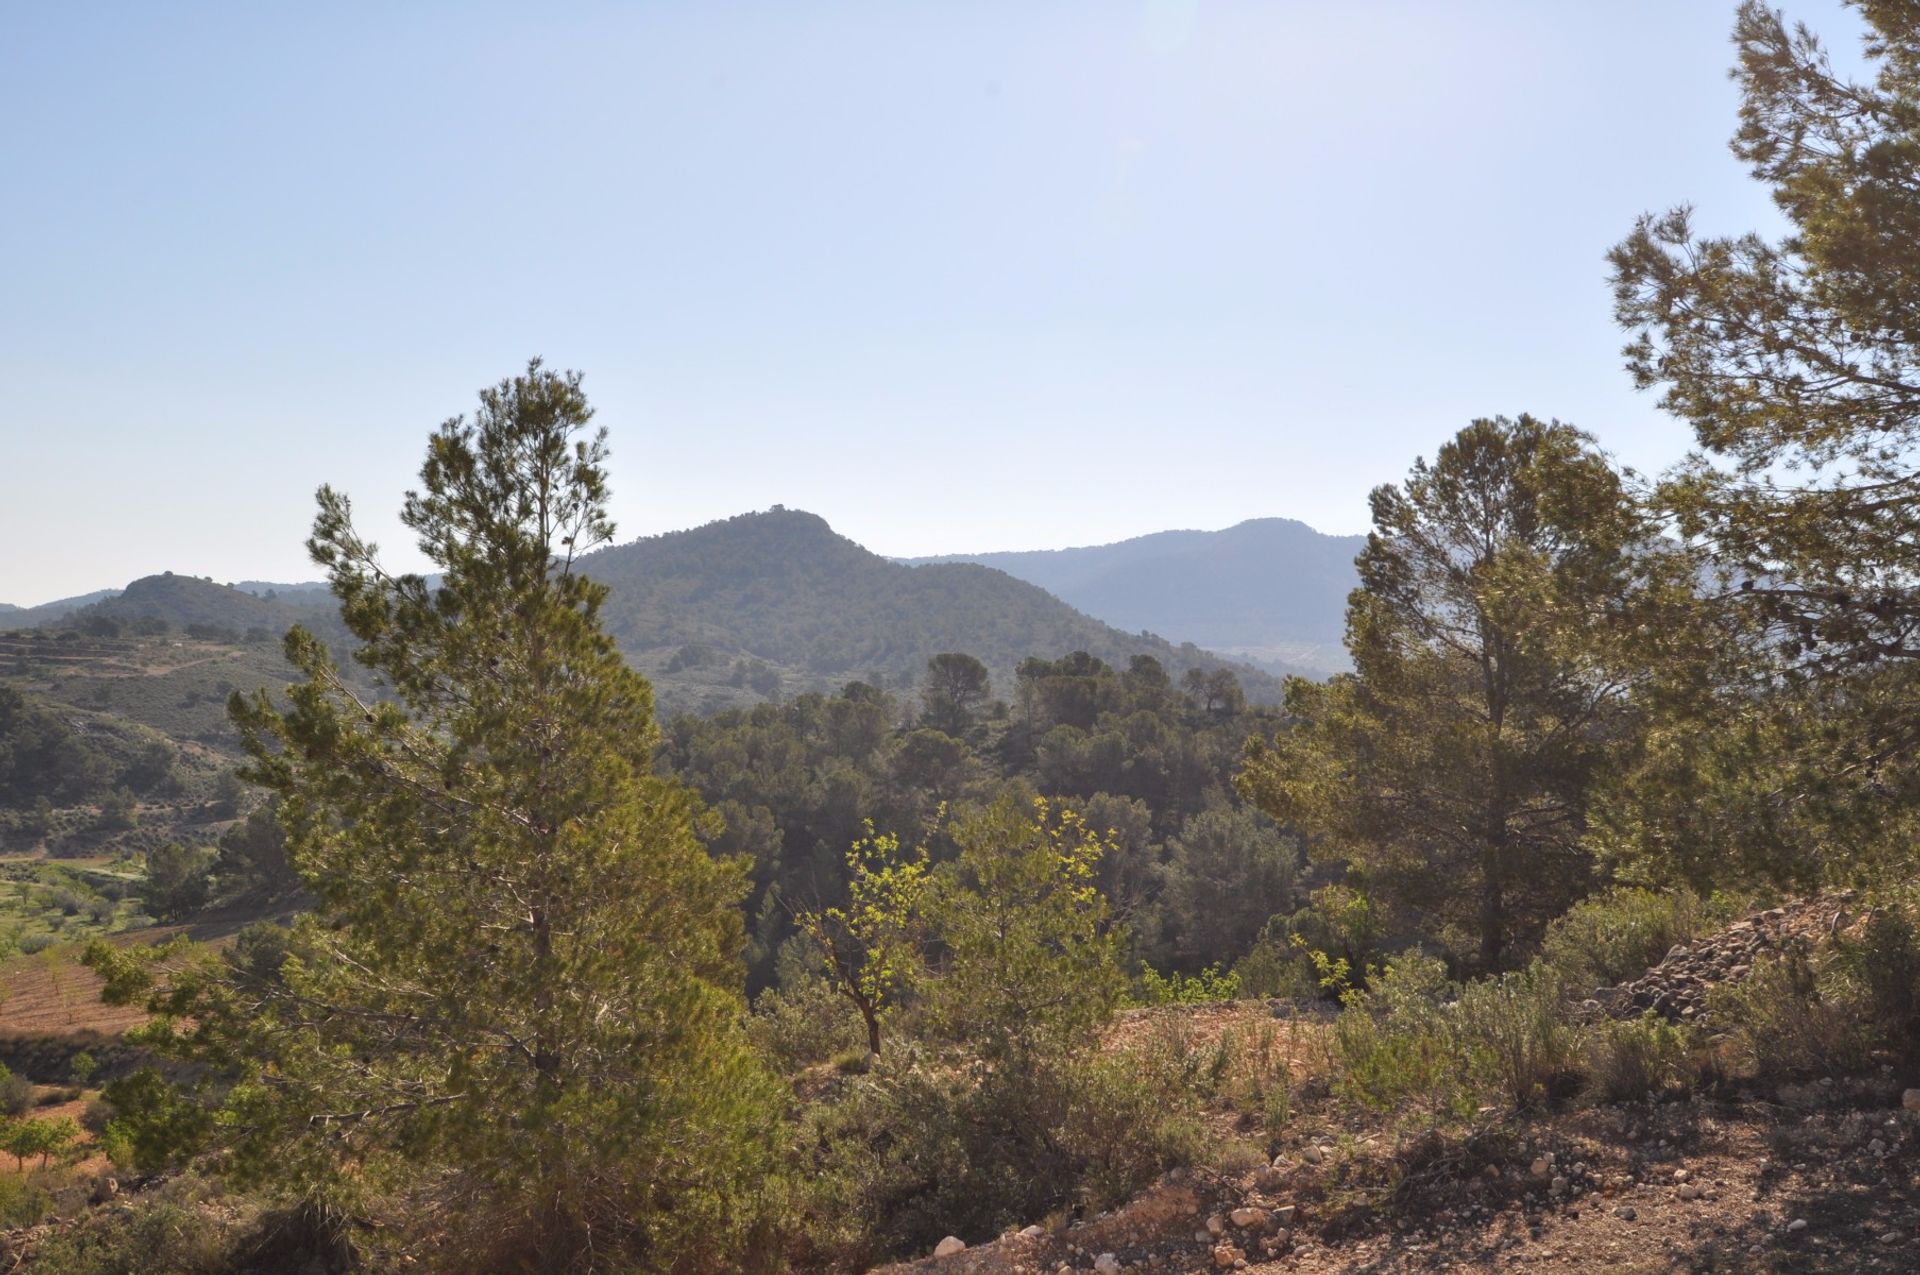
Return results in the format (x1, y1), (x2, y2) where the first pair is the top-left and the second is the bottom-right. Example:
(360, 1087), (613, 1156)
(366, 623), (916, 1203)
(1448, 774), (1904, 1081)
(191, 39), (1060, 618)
(662, 648), (1294, 991)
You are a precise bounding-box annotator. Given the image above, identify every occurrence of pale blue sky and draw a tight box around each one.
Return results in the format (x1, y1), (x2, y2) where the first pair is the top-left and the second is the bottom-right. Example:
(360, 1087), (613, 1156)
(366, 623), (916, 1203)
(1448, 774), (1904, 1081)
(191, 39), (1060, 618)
(0, 1), (1861, 606)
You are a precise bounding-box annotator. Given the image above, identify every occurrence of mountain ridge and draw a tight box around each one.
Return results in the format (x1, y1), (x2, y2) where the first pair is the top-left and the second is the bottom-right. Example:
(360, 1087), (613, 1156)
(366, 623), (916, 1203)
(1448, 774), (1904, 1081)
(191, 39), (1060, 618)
(578, 507), (1297, 710)
(5, 508), (1305, 714)
(900, 516), (1361, 675)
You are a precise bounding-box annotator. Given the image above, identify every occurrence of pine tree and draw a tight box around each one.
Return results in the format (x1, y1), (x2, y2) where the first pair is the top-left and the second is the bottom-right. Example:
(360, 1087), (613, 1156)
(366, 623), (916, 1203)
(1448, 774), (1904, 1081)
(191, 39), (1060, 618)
(1238, 416), (1675, 970)
(1609, 3), (1920, 882)
(91, 362), (780, 1272)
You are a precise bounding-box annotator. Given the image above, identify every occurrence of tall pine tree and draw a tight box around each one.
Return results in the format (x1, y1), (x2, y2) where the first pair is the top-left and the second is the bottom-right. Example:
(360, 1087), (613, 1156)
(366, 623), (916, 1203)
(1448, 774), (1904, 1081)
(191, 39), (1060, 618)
(1239, 416), (1673, 970)
(94, 362), (780, 1272)
(1610, 2), (1920, 884)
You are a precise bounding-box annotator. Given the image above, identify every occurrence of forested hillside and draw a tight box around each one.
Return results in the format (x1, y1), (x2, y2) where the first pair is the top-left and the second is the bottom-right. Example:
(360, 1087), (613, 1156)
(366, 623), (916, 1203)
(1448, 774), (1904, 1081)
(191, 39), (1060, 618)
(665, 648), (1295, 993)
(906, 517), (1362, 675)
(5, 514), (1293, 719)
(579, 507), (1295, 710)
(0, 590), (118, 629)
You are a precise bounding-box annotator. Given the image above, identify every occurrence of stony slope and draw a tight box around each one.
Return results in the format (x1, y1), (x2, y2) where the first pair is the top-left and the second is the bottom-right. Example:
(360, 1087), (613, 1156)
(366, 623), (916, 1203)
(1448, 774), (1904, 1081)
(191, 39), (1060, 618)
(875, 899), (1920, 1275)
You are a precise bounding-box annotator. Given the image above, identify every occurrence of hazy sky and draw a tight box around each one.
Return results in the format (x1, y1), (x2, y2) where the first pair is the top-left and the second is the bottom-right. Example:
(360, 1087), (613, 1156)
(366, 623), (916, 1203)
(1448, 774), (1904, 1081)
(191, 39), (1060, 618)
(0, 1), (1864, 606)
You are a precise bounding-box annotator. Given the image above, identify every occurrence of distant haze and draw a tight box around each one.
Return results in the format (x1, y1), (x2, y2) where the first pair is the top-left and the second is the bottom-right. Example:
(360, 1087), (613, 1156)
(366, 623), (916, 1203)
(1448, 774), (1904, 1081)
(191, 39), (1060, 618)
(905, 518), (1360, 675)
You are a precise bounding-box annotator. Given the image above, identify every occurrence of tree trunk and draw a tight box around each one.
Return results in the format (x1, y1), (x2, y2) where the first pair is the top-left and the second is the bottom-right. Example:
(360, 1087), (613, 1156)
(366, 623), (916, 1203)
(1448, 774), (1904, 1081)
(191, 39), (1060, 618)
(1479, 872), (1506, 972)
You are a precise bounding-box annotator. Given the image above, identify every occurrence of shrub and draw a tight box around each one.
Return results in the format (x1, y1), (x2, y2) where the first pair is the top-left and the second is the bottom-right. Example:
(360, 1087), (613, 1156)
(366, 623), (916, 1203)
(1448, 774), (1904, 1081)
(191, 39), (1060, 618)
(1279, 884), (1383, 984)
(1713, 904), (1920, 1080)
(796, 1043), (1200, 1265)
(746, 977), (866, 1074)
(1134, 962), (1242, 1006)
(0, 1066), (34, 1117)
(17, 1177), (231, 1274)
(1330, 953), (1463, 1113)
(1232, 939), (1318, 1000)
(17, 933), (54, 956)
(1058, 1050), (1208, 1212)
(80, 1096), (115, 1137)
(1453, 962), (1577, 1108)
(0, 1172), (50, 1229)
(1541, 887), (1707, 990)
(1586, 1014), (1696, 1102)
(1830, 904), (1920, 1056)
(1712, 944), (1868, 1079)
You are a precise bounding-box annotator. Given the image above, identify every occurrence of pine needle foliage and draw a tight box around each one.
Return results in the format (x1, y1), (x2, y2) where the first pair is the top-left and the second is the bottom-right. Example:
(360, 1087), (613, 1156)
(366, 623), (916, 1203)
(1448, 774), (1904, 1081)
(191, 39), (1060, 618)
(89, 362), (781, 1273)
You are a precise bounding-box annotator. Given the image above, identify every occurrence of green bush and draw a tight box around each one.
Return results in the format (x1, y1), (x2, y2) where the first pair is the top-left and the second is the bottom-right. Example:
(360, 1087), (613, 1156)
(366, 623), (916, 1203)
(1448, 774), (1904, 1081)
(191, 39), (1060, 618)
(1830, 905), (1920, 1055)
(0, 1066), (34, 1117)
(1231, 939), (1318, 1000)
(80, 1096), (115, 1137)
(746, 976), (866, 1074)
(1715, 904), (1920, 1080)
(18, 1178), (230, 1274)
(1540, 887), (1708, 990)
(1453, 962), (1576, 1108)
(1058, 1049), (1208, 1213)
(796, 1042), (1200, 1266)
(1133, 961), (1242, 1006)
(1586, 1014), (1696, 1101)
(0, 1172), (51, 1229)
(1330, 953), (1463, 1113)
(1713, 944), (1869, 1079)
(1279, 884), (1383, 984)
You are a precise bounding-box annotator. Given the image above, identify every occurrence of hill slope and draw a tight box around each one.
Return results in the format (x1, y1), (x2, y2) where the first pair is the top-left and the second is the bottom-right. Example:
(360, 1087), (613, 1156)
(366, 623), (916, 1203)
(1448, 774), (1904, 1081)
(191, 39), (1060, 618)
(0, 590), (121, 628)
(6, 512), (1301, 716)
(904, 517), (1362, 675)
(581, 508), (1295, 708)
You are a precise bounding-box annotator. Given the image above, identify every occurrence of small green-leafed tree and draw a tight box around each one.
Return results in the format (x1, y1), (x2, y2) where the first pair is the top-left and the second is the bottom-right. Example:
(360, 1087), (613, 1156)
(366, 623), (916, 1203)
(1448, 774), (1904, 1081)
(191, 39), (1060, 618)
(1239, 416), (1683, 971)
(799, 820), (929, 1058)
(809, 797), (1134, 1256)
(929, 795), (1126, 1063)
(86, 362), (781, 1273)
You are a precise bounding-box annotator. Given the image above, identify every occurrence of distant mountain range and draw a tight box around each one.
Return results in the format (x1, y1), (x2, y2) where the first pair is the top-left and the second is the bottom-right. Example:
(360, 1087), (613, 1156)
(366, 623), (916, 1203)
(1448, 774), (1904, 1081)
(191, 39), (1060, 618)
(0, 589), (121, 627)
(903, 517), (1360, 676)
(578, 508), (1295, 709)
(1, 508), (1327, 714)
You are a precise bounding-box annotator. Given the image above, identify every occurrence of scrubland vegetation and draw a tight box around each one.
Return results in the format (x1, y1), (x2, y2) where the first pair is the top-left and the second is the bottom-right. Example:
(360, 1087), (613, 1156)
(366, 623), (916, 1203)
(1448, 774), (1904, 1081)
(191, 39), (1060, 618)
(10, 3), (1920, 1272)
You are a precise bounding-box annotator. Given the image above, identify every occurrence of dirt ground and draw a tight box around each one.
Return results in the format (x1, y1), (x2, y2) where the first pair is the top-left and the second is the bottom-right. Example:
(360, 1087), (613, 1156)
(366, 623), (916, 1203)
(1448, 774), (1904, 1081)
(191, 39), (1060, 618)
(878, 1083), (1920, 1275)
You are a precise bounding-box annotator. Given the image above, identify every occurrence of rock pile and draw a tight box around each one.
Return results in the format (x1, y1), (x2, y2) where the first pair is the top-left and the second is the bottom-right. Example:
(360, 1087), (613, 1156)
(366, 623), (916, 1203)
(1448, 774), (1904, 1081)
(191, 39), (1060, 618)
(1591, 895), (1854, 1025)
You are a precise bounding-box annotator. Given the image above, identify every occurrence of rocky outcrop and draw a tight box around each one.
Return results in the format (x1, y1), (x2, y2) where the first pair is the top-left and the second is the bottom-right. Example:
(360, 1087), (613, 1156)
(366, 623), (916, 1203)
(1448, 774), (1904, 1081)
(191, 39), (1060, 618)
(1589, 895), (1855, 1025)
